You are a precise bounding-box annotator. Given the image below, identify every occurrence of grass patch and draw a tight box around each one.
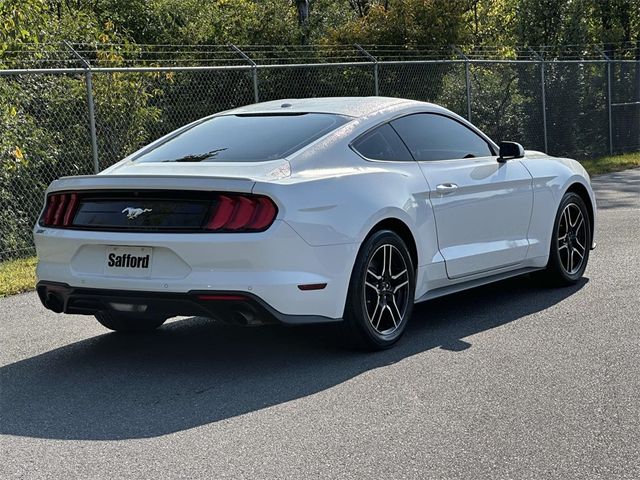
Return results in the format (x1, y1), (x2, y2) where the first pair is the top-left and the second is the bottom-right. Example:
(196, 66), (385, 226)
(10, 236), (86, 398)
(581, 152), (640, 176)
(0, 256), (37, 297)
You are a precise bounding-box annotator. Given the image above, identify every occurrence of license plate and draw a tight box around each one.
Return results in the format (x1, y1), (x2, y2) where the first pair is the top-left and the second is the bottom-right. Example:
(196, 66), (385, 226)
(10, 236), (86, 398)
(105, 246), (153, 277)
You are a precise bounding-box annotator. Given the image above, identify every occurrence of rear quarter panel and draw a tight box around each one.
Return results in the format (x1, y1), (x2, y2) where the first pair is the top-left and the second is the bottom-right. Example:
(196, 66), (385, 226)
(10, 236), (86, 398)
(252, 160), (441, 269)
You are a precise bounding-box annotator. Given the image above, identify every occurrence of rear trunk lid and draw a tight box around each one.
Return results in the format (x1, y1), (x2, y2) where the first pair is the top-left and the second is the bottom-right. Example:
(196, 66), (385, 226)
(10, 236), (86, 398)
(101, 158), (291, 182)
(41, 159), (288, 232)
(48, 174), (256, 195)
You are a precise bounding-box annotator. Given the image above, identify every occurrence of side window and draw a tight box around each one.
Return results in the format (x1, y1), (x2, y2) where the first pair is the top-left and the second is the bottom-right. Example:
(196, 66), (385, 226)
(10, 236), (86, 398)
(391, 114), (493, 161)
(351, 124), (413, 161)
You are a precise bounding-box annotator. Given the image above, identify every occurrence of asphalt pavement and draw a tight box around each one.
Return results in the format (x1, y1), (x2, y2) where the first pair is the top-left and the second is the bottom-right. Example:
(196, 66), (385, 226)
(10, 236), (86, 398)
(1, 169), (639, 479)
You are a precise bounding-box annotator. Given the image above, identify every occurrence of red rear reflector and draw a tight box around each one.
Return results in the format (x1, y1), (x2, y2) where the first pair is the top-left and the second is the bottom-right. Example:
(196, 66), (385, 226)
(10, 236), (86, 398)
(297, 283), (328, 291)
(197, 294), (247, 301)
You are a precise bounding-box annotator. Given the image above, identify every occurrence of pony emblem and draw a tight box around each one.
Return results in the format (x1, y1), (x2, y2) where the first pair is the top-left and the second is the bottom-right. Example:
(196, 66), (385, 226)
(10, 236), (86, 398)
(122, 207), (152, 219)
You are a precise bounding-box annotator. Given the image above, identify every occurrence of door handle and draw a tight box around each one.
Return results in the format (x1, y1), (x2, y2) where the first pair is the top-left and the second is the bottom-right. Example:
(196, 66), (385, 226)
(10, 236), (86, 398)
(435, 183), (458, 194)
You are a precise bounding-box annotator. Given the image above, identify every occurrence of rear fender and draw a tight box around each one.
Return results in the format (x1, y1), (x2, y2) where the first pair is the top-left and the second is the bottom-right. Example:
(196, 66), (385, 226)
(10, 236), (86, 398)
(253, 167), (439, 268)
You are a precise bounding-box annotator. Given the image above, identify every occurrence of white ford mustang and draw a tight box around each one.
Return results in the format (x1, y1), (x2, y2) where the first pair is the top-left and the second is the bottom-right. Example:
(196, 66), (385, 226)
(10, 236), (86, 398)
(34, 97), (596, 349)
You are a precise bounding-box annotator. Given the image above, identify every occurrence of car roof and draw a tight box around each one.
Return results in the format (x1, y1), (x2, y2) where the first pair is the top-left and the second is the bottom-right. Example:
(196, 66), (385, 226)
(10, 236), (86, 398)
(225, 96), (434, 118)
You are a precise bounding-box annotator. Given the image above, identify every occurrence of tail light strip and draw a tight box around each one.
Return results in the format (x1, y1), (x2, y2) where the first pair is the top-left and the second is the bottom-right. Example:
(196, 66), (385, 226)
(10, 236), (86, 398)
(43, 194), (59, 225)
(43, 193), (79, 227)
(62, 194), (79, 226)
(41, 192), (277, 232)
(205, 194), (277, 232)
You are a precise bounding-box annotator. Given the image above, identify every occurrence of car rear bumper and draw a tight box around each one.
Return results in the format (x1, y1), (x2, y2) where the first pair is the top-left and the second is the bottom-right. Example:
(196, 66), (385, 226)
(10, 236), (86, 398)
(34, 220), (359, 320)
(36, 281), (342, 325)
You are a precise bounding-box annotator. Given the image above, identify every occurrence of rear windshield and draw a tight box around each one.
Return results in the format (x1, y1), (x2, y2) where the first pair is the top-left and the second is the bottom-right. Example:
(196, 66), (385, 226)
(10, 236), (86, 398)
(133, 113), (351, 163)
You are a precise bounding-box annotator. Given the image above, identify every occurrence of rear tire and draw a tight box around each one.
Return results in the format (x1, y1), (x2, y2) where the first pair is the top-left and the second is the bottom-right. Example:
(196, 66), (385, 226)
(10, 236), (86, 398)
(534, 191), (591, 287)
(343, 230), (415, 350)
(94, 311), (167, 333)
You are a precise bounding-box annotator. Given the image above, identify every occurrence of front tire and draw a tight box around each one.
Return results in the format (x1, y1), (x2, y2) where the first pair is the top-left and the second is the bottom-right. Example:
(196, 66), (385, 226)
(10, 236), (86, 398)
(95, 311), (167, 333)
(343, 230), (415, 350)
(536, 191), (591, 286)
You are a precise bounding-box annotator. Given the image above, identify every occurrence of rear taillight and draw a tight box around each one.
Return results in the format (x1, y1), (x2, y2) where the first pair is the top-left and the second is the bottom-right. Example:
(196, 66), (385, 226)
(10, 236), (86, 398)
(39, 191), (277, 232)
(41, 192), (79, 228)
(205, 194), (277, 232)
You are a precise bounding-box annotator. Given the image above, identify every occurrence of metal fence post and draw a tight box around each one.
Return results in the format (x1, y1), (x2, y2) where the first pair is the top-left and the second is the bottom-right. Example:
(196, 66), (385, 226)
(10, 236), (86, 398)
(597, 47), (614, 155)
(452, 46), (472, 122)
(607, 60), (613, 155)
(605, 59), (614, 156)
(84, 72), (99, 173)
(229, 44), (259, 103)
(354, 44), (378, 96)
(530, 48), (548, 153)
(64, 41), (99, 173)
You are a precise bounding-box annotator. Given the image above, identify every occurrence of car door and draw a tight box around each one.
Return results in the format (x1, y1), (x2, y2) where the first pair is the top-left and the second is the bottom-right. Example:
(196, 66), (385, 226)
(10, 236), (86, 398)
(391, 113), (533, 279)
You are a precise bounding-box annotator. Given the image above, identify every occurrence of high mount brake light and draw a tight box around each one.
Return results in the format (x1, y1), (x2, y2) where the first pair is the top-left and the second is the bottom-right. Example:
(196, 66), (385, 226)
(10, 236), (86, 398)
(205, 194), (277, 232)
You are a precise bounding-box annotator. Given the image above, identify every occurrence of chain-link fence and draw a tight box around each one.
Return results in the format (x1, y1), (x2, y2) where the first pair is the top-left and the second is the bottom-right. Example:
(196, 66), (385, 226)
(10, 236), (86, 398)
(1, 44), (639, 260)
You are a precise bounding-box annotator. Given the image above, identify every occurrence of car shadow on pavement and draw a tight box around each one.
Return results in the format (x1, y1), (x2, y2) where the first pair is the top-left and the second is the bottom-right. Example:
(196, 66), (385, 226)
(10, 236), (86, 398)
(0, 275), (587, 441)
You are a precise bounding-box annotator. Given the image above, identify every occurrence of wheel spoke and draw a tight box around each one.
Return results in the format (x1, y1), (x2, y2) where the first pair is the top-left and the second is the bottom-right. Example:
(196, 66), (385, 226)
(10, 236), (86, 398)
(365, 281), (379, 292)
(572, 208), (582, 228)
(385, 245), (394, 277)
(381, 245), (388, 276)
(567, 204), (574, 227)
(369, 296), (380, 325)
(386, 304), (398, 327)
(575, 217), (584, 234)
(575, 237), (585, 251)
(568, 249), (574, 272)
(391, 296), (402, 324)
(393, 279), (409, 293)
(391, 268), (407, 280)
(573, 247), (584, 259)
(562, 208), (569, 232)
(367, 268), (381, 281)
(558, 243), (568, 252)
(374, 303), (384, 329)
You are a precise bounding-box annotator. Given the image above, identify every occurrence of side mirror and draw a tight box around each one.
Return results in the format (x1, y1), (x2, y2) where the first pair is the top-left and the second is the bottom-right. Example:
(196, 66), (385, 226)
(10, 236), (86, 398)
(498, 141), (525, 162)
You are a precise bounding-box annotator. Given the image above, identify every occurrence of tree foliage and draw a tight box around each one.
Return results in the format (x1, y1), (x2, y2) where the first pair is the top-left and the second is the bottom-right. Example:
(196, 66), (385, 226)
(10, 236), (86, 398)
(325, 0), (470, 46)
(2, 0), (638, 53)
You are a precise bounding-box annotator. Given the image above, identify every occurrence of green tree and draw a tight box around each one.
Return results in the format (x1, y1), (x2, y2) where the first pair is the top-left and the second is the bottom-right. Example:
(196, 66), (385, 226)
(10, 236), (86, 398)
(324, 0), (469, 46)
